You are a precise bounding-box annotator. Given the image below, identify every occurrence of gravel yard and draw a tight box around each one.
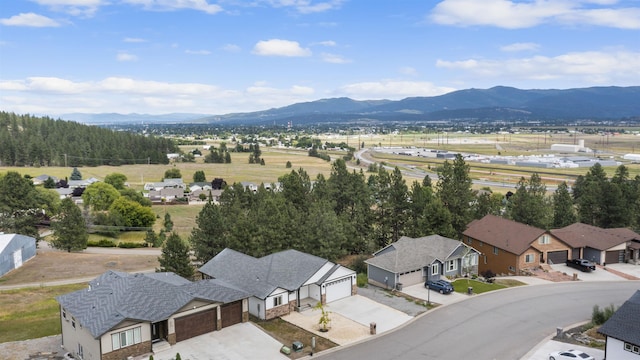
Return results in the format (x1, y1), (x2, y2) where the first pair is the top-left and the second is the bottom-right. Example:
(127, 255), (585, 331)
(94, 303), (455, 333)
(0, 335), (65, 360)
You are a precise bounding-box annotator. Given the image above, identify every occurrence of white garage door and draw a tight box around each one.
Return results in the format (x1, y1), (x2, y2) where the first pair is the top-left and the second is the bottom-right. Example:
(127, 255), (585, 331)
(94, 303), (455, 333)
(399, 270), (424, 287)
(325, 277), (352, 303)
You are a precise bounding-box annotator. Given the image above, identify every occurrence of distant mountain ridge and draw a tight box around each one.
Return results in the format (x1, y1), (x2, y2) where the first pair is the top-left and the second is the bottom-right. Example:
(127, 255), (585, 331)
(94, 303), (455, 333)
(61, 86), (640, 125)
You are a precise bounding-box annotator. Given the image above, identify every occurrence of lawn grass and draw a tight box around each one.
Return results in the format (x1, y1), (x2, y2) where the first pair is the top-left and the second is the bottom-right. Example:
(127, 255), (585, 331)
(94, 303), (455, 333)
(451, 279), (506, 294)
(0, 283), (87, 342)
(151, 203), (204, 237)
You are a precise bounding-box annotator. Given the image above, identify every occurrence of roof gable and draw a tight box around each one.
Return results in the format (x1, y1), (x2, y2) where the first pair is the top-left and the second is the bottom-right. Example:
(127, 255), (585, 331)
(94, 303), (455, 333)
(366, 235), (474, 273)
(463, 215), (546, 255)
(199, 248), (335, 299)
(56, 270), (248, 338)
(551, 223), (640, 250)
(598, 290), (640, 345)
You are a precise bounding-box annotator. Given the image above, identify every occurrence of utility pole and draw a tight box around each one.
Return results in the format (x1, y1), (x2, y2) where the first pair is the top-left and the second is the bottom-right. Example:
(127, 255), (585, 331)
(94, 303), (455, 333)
(64, 153), (67, 167)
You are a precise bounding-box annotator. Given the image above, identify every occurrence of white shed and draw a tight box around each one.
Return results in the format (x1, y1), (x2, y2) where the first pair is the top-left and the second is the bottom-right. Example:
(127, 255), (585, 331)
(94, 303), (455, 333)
(0, 234), (37, 277)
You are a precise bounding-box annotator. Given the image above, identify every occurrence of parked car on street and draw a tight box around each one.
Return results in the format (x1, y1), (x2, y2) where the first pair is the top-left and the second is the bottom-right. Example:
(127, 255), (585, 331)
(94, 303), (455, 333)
(425, 279), (454, 294)
(549, 349), (595, 360)
(565, 259), (596, 272)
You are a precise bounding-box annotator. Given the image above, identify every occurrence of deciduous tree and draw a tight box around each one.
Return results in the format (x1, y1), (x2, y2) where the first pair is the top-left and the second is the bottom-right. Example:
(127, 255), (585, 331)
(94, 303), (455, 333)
(51, 198), (88, 252)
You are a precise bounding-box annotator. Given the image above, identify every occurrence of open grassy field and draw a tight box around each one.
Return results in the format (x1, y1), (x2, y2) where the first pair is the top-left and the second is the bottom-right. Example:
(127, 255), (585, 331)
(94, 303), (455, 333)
(152, 203), (204, 237)
(0, 283), (87, 342)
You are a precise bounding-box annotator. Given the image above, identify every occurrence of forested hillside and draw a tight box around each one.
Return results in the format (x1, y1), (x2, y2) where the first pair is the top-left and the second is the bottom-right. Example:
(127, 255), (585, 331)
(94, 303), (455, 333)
(0, 112), (178, 167)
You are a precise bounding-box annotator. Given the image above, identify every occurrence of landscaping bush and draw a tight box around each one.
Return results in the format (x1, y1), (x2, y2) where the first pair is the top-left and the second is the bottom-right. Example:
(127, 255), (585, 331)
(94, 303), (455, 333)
(117, 241), (146, 248)
(592, 304), (616, 325)
(357, 273), (368, 288)
(87, 239), (117, 247)
(350, 255), (368, 274)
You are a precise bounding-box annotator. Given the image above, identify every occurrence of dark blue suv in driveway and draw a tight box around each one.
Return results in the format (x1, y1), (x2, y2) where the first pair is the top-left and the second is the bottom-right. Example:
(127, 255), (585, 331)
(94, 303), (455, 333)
(425, 279), (454, 294)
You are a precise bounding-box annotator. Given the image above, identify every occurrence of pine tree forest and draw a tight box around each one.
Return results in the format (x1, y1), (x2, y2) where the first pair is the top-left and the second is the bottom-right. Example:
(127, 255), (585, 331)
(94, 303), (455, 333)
(0, 112), (178, 167)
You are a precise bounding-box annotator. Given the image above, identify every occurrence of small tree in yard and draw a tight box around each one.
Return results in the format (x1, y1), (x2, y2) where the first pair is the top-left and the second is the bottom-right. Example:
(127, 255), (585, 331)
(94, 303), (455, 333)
(157, 232), (194, 279)
(313, 302), (331, 332)
(70, 167), (82, 180)
(52, 198), (88, 252)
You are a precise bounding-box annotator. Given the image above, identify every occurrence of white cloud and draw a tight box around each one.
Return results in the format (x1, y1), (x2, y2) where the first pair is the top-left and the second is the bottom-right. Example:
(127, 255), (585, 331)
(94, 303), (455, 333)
(0, 76), (317, 115)
(500, 42), (541, 52)
(321, 53), (351, 63)
(124, 37), (147, 43)
(265, 0), (345, 14)
(0, 13), (60, 27)
(185, 49), (211, 55)
(337, 80), (456, 99)
(222, 44), (241, 52)
(252, 39), (312, 57)
(311, 40), (337, 47)
(430, 0), (640, 29)
(32, 0), (104, 17)
(399, 66), (419, 76)
(123, 0), (223, 14)
(117, 52), (138, 62)
(436, 50), (640, 84)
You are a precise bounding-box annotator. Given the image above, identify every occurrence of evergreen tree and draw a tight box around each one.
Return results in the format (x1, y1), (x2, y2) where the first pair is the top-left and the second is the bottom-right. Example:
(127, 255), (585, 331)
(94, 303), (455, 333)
(472, 189), (503, 219)
(163, 212), (174, 232)
(43, 176), (56, 189)
(552, 182), (577, 228)
(573, 163), (608, 226)
(507, 173), (549, 229)
(189, 199), (227, 263)
(301, 200), (346, 261)
(158, 232), (194, 279)
(144, 229), (159, 247)
(436, 154), (474, 237)
(51, 198), (88, 252)
(70, 167), (82, 180)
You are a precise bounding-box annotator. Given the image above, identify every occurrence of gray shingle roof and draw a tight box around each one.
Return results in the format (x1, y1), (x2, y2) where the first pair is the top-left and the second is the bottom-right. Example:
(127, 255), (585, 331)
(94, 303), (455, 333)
(56, 270), (249, 338)
(598, 290), (640, 345)
(365, 235), (473, 273)
(198, 248), (331, 299)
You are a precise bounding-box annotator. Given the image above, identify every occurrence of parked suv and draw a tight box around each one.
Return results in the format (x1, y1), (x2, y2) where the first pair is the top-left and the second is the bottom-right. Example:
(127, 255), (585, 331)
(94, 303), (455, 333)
(565, 259), (596, 272)
(425, 279), (454, 294)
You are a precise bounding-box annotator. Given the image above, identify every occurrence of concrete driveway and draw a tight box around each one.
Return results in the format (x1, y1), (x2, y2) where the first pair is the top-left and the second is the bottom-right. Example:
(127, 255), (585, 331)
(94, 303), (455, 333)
(550, 264), (626, 281)
(402, 282), (468, 306)
(149, 322), (287, 360)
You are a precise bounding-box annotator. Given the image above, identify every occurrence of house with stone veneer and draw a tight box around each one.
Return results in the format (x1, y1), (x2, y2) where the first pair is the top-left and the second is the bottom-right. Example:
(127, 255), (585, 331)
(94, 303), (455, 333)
(56, 270), (250, 360)
(551, 223), (640, 265)
(463, 215), (572, 275)
(598, 290), (640, 360)
(199, 248), (357, 320)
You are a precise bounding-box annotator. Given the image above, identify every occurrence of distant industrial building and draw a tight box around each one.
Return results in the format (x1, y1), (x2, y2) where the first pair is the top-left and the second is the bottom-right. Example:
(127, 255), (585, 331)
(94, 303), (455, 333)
(550, 139), (591, 153)
(623, 154), (640, 162)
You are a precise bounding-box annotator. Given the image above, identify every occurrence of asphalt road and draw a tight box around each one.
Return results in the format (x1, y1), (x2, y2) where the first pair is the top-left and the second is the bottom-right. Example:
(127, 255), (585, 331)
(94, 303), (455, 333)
(318, 281), (639, 360)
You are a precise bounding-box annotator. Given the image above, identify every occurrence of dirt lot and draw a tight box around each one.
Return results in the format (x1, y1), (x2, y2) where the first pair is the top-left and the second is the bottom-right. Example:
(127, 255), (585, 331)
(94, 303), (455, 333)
(0, 250), (159, 286)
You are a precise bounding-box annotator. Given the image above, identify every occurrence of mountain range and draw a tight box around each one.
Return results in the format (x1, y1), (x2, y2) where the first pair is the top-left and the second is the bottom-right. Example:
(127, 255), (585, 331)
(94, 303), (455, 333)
(61, 86), (640, 126)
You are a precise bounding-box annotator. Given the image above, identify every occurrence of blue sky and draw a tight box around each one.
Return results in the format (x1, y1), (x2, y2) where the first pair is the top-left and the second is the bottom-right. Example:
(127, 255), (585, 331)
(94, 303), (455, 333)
(1, 0), (639, 116)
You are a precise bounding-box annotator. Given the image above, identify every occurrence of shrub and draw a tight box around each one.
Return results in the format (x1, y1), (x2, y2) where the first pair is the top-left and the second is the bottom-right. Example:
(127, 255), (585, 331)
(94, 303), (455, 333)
(356, 273), (368, 288)
(87, 239), (116, 247)
(118, 242), (145, 249)
(350, 255), (368, 274)
(592, 304), (616, 325)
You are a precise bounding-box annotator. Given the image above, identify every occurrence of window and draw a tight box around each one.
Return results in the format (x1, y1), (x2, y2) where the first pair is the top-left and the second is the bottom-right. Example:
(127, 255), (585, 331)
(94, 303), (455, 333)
(493, 247), (499, 255)
(625, 342), (640, 354)
(479, 241), (483, 247)
(466, 238), (472, 245)
(525, 254), (535, 263)
(463, 255), (477, 267)
(62, 309), (67, 320)
(431, 263), (439, 276)
(538, 235), (550, 245)
(111, 327), (142, 351)
(72, 317), (76, 329)
(508, 266), (515, 272)
(273, 295), (283, 307)
(446, 260), (457, 272)
(77, 344), (83, 359)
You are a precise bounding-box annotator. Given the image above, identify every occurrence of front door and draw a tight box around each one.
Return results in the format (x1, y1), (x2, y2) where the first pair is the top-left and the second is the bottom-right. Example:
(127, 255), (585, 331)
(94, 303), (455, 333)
(151, 321), (167, 342)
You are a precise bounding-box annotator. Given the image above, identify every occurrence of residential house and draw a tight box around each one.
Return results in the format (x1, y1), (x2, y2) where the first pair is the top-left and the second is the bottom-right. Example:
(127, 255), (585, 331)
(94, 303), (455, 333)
(32, 174), (58, 186)
(0, 234), (36, 277)
(366, 235), (480, 290)
(147, 188), (186, 203)
(199, 248), (356, 320)
(56, 270), (250, 360)
(551, 223), (640, 264)
(598, 290), (640, 360)
(144, 178), (185, 192)
(463, 215), (572, 275)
